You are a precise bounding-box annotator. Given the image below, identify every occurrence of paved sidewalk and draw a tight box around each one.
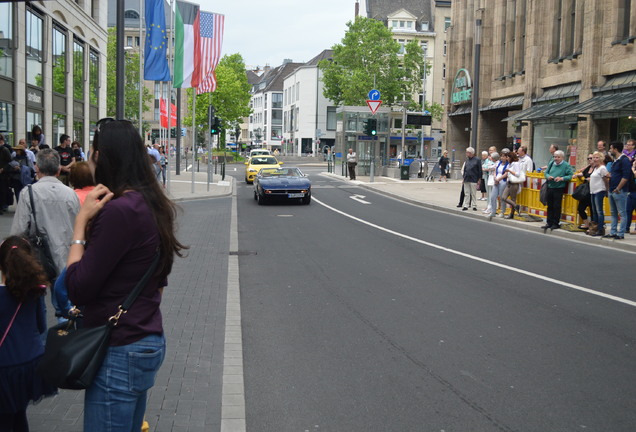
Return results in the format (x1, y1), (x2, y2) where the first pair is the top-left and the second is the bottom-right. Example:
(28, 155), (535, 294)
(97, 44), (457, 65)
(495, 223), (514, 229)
(321, 171), (636, 252)
(0, 169), (234, 432)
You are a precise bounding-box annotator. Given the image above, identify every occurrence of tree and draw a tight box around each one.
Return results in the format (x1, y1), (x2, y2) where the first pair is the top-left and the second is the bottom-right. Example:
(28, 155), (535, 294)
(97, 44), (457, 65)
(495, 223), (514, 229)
(106, 28), (153, 128)
(184, 53), (252, 148)
(319, 17), (443, 120)
(402, 40), (443, 120)
(319, 17), (403, 106)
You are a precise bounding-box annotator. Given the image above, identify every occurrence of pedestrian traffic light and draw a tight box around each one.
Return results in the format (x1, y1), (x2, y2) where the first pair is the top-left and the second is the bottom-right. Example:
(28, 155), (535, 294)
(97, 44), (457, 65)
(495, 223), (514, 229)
(364, 118), (377, 136)
(210, 117), (221, 135)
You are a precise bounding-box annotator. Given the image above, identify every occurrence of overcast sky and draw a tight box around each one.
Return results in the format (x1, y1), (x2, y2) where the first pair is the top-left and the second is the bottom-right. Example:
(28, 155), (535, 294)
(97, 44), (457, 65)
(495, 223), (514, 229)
(198, 0), (362, 68)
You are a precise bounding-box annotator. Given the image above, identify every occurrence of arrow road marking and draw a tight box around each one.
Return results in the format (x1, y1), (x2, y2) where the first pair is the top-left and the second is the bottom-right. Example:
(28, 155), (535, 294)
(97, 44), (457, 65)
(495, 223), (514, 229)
(350, 194), (371, 204)
(314, 197), (636, 308)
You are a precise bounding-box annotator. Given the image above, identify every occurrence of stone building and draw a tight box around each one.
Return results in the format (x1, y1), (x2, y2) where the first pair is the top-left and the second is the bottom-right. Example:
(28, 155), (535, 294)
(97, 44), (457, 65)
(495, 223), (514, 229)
(0, 1), (108, 149)
(446, 0), (636, 169)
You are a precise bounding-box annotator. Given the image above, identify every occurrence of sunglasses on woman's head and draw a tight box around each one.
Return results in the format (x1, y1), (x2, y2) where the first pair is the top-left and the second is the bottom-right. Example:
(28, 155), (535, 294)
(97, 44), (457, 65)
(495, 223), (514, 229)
(95, 117), (133, 133)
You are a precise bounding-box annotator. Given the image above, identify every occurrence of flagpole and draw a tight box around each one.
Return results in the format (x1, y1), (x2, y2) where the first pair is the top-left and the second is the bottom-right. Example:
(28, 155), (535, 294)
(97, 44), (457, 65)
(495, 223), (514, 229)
(166, 0), (175, 193)
(138, 0), (143, 137)
(192, 90), (196, 193)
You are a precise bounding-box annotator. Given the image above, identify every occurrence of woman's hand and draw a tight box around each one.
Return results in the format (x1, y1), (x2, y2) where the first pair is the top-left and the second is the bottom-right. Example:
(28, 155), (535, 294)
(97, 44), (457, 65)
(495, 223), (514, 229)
(77, 184), (115, 224)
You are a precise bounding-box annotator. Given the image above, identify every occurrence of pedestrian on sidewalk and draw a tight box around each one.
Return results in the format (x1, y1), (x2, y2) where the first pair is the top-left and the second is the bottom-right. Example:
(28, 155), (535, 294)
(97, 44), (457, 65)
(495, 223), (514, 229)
(438, 150), (449, 182)
(347, 148), (357, 180)
(65, 118), (187, 432)
(502, 151), (523, 219)
(0, 236), (57, 432)
(603, 141), (631, 239)
(480, 151), (492, 200)
(460, 147), (482, 211)
(572, 154), (593, 230)
(488, 152), (508, 220)
(542, 150), (573, 230)
(588, 151), (609, 236)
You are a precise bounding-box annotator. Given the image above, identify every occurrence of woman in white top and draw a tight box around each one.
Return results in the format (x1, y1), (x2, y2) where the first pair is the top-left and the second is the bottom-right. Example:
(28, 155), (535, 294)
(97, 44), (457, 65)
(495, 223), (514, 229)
(588, 151), (609, 236)
(501, 151), (523, 219)
(487, 152), (508, 221)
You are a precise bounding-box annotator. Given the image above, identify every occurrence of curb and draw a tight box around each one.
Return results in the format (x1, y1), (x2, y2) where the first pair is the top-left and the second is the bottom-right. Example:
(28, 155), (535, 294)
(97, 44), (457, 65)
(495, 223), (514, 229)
(321, 172), (636, 253)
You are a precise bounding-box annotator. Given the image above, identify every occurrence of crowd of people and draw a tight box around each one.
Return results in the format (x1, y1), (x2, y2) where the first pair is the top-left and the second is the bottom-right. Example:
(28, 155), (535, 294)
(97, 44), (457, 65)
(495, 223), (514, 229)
(0, 120), (185, 432)
(457, 139), (636, 237)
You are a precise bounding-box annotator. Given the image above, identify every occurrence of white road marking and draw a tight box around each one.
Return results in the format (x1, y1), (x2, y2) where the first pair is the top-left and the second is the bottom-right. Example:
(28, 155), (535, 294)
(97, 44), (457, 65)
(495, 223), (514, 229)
(314, 197), (636, 308)
(350, 194), (371, 204)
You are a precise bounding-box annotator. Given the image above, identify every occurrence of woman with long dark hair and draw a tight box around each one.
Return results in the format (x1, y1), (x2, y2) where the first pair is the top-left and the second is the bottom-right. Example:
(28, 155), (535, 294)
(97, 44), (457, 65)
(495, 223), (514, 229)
(65, 118), (187, 432)
(0, 236), (56, 431)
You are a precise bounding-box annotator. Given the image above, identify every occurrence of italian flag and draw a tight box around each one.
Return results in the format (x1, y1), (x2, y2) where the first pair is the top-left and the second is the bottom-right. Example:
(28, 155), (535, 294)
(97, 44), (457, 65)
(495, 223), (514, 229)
(174, 1), (201, 88)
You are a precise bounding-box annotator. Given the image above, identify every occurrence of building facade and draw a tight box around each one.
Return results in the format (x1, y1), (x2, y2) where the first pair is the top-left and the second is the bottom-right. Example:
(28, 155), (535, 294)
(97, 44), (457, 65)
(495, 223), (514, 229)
(0, 1), (108, 150)
(446, 0), (636, 169)
(248, 61), (303, 153)
(282, 50), (337, 157)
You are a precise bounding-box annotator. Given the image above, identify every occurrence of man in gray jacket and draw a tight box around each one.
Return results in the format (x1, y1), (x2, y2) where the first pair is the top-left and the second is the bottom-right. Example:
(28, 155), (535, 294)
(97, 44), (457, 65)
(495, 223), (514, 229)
(10, 149), (80, 314)
(461, 147), (483, 211)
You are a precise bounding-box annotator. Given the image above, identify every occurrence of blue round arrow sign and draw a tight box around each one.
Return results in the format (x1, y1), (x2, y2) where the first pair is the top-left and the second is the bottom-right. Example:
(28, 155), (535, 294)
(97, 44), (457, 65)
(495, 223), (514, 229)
(368, 89), (381, 101)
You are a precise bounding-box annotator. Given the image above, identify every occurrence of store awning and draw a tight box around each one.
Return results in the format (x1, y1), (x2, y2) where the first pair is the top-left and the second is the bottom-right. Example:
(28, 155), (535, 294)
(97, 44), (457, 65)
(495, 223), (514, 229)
(502, 100), (577, 122)
(448, 105), (472, 117)
(534, 82), (581, 102)
(479, 95), (524, 112)
(557, 92), (636, 117)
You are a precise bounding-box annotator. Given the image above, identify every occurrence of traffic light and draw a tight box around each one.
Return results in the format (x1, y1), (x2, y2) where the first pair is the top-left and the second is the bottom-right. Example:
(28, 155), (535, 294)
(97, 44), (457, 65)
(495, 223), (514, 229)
(210, 117), (221, 135)
(364, 118), (377, 136)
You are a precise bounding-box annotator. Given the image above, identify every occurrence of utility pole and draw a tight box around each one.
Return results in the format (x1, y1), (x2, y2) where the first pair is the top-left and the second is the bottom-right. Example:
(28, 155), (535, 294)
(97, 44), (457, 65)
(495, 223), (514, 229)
(470, 14), (482, 150)
(116, 0), (125, 118)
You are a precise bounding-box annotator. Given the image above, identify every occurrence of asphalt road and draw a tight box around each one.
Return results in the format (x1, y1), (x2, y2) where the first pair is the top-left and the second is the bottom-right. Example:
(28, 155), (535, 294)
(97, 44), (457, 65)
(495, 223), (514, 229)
(233, 166), (636, 432)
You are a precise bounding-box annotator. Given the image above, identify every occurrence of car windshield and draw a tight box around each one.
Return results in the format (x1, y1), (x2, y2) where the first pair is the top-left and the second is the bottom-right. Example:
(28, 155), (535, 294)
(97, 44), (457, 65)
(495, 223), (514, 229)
(260, 168), (301, 178)
(251, 157), (278, 165)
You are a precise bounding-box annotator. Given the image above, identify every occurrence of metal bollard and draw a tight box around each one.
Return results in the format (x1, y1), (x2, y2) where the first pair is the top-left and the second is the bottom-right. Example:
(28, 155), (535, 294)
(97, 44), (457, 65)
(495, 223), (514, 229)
(221, 162), (226, 180)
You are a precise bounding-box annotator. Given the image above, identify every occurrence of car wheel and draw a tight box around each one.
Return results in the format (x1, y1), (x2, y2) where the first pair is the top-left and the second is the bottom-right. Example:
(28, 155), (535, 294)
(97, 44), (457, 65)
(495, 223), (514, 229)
(257, 193), (265, 205)
(254, 190), (258, 201)
(301, 195), (311, 205)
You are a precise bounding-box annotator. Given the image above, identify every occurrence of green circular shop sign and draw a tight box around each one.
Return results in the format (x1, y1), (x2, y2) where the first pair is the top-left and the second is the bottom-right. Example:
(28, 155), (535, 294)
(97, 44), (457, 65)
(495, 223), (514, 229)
(451, 68), (472, 104)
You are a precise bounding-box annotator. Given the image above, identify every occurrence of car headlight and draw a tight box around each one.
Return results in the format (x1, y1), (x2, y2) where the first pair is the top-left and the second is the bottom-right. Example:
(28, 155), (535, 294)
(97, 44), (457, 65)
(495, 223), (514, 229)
(248, 169), (258, 173)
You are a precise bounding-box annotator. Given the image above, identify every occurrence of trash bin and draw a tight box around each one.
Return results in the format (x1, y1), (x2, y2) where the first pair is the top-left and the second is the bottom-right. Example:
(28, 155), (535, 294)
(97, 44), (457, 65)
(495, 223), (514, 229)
(400, 165), (410, 180)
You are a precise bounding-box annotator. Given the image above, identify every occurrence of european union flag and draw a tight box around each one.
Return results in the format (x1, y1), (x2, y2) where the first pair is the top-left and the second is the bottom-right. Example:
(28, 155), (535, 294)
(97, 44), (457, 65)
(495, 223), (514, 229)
(144, 0), (171, 81)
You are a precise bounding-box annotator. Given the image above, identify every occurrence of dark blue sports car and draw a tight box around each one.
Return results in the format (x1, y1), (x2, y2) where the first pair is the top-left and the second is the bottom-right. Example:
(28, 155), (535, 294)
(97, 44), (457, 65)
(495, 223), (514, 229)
(253, 167), (311, 205)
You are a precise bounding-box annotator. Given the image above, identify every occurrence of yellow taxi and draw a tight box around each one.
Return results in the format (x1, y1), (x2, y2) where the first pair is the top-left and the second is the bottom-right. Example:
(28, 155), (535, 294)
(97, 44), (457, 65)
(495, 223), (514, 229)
(245, 155), (282, 184)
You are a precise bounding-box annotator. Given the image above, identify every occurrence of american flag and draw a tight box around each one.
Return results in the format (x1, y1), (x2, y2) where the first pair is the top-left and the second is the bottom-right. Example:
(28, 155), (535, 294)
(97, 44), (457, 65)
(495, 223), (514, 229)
(197, 12), (225, 94)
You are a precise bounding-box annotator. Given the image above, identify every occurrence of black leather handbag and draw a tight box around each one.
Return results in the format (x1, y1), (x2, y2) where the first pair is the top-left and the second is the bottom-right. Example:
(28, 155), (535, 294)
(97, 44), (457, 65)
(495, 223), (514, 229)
(25, 185), (58, 282)
(37, 252), (160, 390)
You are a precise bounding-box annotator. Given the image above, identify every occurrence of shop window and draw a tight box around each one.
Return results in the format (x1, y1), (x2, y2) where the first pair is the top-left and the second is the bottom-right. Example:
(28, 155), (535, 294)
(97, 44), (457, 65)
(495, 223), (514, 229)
(326, 106), (336, 131)
(52, 25), (67, 94)
(0, 103), (14, 144)
(26, 8), (43, 87)
(89, 49), (99, 106)
(73, 38), (85, 101)
(0, 3), (14, 79)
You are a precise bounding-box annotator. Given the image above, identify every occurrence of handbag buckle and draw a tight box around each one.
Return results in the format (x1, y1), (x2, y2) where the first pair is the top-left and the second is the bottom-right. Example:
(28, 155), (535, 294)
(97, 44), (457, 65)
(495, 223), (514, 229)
(108, 306), (126, 326)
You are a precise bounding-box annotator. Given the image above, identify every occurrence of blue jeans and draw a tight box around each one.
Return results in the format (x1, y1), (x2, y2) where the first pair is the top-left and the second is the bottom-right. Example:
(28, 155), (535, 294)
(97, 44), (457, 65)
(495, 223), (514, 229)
(609, 190), (628, 236)
(591, 191), (607, 228)
(84, 334), (165, 432)
(488, 182), (506, 216)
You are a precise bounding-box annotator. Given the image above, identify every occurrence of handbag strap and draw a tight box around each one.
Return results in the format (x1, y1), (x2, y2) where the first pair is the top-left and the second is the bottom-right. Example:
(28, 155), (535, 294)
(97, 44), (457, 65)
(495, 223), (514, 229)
(27, 185), (41, 234)
(0, 302), (22, 348)
(109, 251), (161, 326)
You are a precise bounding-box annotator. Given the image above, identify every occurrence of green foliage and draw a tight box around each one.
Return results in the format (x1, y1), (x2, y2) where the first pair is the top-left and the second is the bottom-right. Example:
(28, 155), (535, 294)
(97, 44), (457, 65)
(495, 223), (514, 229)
(106, 28), (153, 124)
(184, 53), (252, 148)
(319, 17), (403, 106)
(319, 17), (444, 120)
(52, 55), (66, 94)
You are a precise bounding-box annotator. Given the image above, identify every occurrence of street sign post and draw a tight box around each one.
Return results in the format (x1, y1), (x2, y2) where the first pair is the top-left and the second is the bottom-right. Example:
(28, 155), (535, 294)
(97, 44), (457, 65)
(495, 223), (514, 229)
(366, 100), (382, 114)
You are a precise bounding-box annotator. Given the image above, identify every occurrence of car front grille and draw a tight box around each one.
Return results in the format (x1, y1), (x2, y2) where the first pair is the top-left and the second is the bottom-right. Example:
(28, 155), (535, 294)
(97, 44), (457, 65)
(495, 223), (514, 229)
(265, 189), (308, 195)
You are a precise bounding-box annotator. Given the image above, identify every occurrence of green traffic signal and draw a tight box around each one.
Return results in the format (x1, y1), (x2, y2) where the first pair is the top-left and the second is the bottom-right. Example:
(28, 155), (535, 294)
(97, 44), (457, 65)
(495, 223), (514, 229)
(210, 117), (221, 135)
(364, 118), (377, 136)
(369, 118), (377, 136)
